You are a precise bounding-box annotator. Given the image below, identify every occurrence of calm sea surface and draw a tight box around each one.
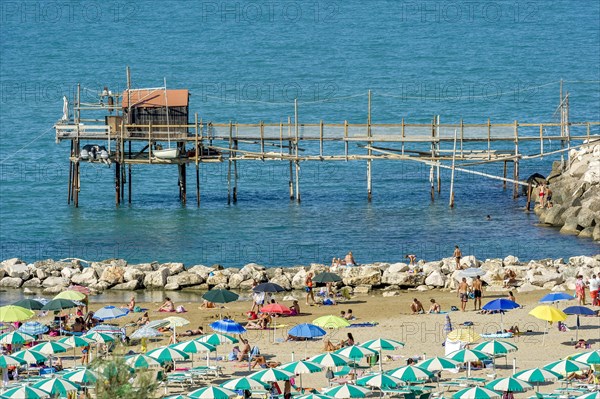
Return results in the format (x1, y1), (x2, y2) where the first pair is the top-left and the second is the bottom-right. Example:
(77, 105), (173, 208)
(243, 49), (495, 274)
(0, 1), (599, 267)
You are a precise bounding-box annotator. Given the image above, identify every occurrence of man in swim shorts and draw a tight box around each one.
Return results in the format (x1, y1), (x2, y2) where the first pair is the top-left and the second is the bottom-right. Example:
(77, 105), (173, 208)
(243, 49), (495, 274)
(453, 245), (462, 270)
(472, 275), (483, 311)
(458, 277), (469, 312)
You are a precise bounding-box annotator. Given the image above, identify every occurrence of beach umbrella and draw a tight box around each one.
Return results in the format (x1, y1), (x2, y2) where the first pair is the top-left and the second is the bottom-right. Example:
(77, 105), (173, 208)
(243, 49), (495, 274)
(0, 354), (26, 368)
(12, 349), (48, 364)
(513, 368), (562, 383)
(529, 305), (567, 344)
(335, 345), (377, 361)
(446, 349), (490, 363)
(84, 332), (115, 344)
(563, 306), (596, 340)
(147, 346), (189, 364)
(543, 359), (590, 375)
(313, 315), (351, 329)
(31, 341), (70, 355)
(309, 352), (350, 367)
(131, 326), (162, 339)
(188, 386), (237, 399)
(220, 377), (270, 390)
(0, 305), (35, 322)
(202, 289), (239, 304)
(0, 331), (36, 345)
(539, 292), (574, 304)
(387, 365), (433, 382)
(418, 357), (460, 372)
(322, 383), (370, 398)
(250, 368), (295, 382)
(261, 303), (292, 315)
(0, 385), (50, 399)
(146, 319), (171, 329)
(172, 340), (216, 367)
(446, 329), (480, 343)
(288, 323), (327, 339)
(279, 360), (323, 374)
(89, 324), (123, 335)
(361, 338), (405, 371)
(473, 340), (518, 356)
(93, 305), (128, 321)
(32, 377), (80, 397)
(165, 316), (190, 328)
(165, 396), (191, 399)
(485, 377), (532, 392)
(54, 290), (86, 301)
(571, 350), (600, 365)
(41, 298), (78, 311)
(452, 387), (500, 399)
(357, 372), (404, 388)
(253, 282), (286, 293)
(297, 394), (335, 399)
(578, 393), (600, 399)
(197, 333), (239, 346)
(19, 321), (49, 336)
(58, 335), (95, 348)
(12, 299), (44, 310)
(0, 323), (14, 333)
(313, 272), (342, 283)
(210, 319), (246, 335)
(125, 353), (162, 369)
(62, 368), (98, 385)
(481, 299), (521, 330)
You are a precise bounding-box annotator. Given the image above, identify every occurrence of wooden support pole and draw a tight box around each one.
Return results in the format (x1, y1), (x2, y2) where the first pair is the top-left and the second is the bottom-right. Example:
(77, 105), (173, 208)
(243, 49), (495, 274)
(233, 136), (238, 203)
(74, 162), (79, 208)
(227, 121), (233, 205)
(367, 90), (372, 202)
(128, 141), (132, 204)
(513, 120), (519, 199)
(115, 162), (121, 206)
(181, 161), (187, 205)
(195, 113), (200, 207)
(401, 118), (405, 156)
(526, 182), (532, 211)
(436, 115), (441, 193)
(294, 100), (300, 202)
(68, 142), (73, 204)
(260, 121), (265, 160)
(319, 120), (324, 159)
(344, 120), (349, 161)
(430, 117), (435, 201)
(460, 118), (464, 157)
(487, 118), (491, 160)
(503, 161), (507, 190)
(288, 117), (294, 200)
(449, 128), (458, 208)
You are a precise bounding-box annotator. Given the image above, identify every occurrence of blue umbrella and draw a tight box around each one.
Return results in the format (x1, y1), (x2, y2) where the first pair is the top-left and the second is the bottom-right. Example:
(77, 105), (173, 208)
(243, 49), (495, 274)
(19, 321), (49, 336)
(563, 306), (596, 340)
(539, 293), (574, 304)
(93, 306), (129, 321)
(210, 319), (247, 335)
(288, 323), (327, 339)
(482, 298), (521, 331)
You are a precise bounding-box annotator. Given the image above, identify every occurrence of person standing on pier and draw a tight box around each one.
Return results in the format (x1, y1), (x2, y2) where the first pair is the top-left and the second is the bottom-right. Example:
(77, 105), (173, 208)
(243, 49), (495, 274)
(453, 246), (462, 270)
(305, 272), (316, 306)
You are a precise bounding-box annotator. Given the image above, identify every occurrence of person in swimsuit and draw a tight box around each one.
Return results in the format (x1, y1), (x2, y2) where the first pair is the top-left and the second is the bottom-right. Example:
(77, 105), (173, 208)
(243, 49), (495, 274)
(410, 298), (424, 314)
(428, 298), (441, 313)
(472, 276), (483, 311)
(305, 272), (315, 306)
(405, 254), (417, 266)
(539, 184), (546, 208)
(575, 275), (586, 305)
(458, 277), (469, 312)
(453, 246), (462, 270)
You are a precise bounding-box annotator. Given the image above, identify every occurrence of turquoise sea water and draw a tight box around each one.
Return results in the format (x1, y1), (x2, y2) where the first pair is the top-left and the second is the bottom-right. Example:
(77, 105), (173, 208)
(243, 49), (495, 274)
(0, 0), (599, 266)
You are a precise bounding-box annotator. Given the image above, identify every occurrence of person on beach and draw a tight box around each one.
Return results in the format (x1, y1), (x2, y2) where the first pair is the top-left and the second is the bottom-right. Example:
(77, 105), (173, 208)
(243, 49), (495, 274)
(305, 272), (315, 306)
(589, 274), (599, 306)
(507, 291), (516, 302)
(345, 252), (357, 266)
(503, 269), (517, 287)
(575, 275), (586, 305)
(410, 298), (424, 314)
(405, 254), (417, 266)
(251, 355), (281, 369)
(158, 297), (175, 312)
(428, 299), (441, 313)
(178, 326), (204, 337)
(136, 312), (150, 326)
(81, 345), (90, 365)
(453, 246), (462, 270)
(289, 300), (300, 316)
(539, 183), (546, 208)
(238, 339), (251, 362)
(345, 309), (354, 320)
(458, 277), (469, 312)
(545, 185), (553, 208)
(341, 332), (354, 347)
(127, 296), (136, 312)
(472, 276), (483, 311)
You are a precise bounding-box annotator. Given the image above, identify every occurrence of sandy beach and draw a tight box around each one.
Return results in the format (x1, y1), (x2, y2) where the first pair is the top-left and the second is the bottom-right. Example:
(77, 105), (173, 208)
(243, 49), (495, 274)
(41, 287), (599, 397)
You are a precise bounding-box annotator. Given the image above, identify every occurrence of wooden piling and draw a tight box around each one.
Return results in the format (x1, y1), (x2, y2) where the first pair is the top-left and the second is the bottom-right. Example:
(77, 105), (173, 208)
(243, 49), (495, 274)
(367, 90), (372, 202)
(195, 113), (200, 207)
(74, 161), (79, 208)
(449, 128), (458, 208)
(294, 100), (300, 202)
(128, 141), (132, 204)
(67, 142), (73, 204)
(436, 115), (441, 193)
(288, 117), (294, 200)
(526, 182), (532, 211)
(513, 120), (519, 199)
(503, 161), (507, 190)
(430, 117), (435, 201)
(227, 121), (233, 205)
(115, 162), (121, 206)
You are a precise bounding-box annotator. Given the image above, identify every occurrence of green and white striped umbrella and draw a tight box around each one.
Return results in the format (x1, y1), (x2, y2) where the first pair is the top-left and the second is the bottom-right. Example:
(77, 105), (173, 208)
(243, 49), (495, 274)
(125, 354), (162, 369)
(0, 331), (36, 345)
(513, 368), (562, 383)
(171, 340), (216, 354)
(309, 352), (350, 367)
(0, 354), (26, 368)
(83, 332), (115, 344)
(197, 333), (239, 346)
(146, 346), (189, 363)
(12, 349), (48, 364)
(418, 357), (460, 372)
(542, 359), (590, 375)
(473, 340), (518, 355)
(485, 377), (532, 392)
(357, 372), (404, 388)
(387, 365), (433, 382)
(279, 360), (323, 375)
(323, 383), (370, 398)
(32, 377), (81, 397)
(188, 386), (237, 399)
(335, 345), (377, 360)
(453, 387), (501, 399)
(62, 368), (99, 385)
(220, 377), (270, 391)
(58, 335), (95, 348)
(360, 338), (405, 351)
(571, 350), (600, 365)
(165, 396), (191, 399)
(31, 341), (71, 355)
(0, 385), (50, 399)
(297, 394), (335, 399)
(446, 349), (490, 363)
(250, 368), (295, 382)
(578, 392), (600, 399)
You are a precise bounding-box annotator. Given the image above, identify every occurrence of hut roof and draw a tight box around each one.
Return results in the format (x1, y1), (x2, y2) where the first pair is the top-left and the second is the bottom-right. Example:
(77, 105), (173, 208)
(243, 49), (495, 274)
(122, 89), (189, 108)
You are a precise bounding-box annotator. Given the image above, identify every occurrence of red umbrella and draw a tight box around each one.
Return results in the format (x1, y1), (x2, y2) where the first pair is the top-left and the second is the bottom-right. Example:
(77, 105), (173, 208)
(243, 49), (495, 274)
(261, 304), (291, 315)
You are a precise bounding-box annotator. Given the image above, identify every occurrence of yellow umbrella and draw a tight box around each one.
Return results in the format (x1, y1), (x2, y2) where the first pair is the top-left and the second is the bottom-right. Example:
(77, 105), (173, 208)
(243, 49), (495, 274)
(0, 305), (35, 322)
(312, 315), (350, 329)
(54, 290), (86, 301)
(529, 305), (567, 345)
(447, 329), (481, 343)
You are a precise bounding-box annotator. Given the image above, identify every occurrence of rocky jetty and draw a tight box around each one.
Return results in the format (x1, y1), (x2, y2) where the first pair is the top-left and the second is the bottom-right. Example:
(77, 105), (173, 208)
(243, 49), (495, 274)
(1, 255), (599, 296)
(535, 142), (600, 241)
